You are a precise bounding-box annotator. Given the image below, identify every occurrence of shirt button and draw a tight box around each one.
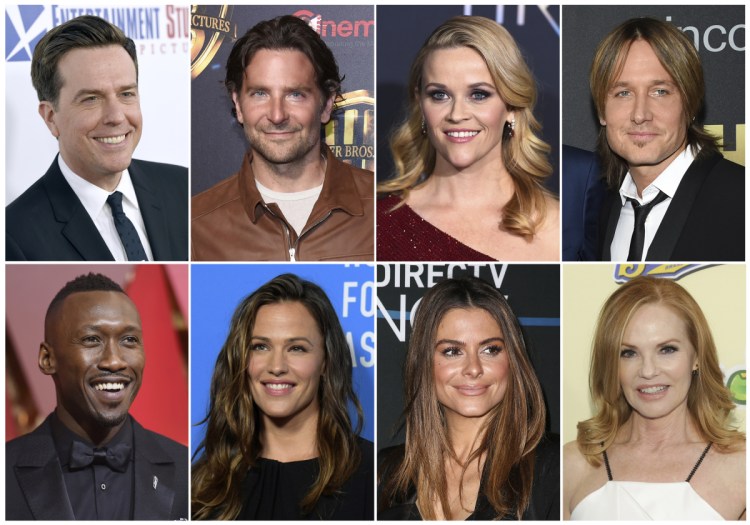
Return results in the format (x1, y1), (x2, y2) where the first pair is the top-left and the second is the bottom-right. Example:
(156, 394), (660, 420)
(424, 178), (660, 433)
(101, 483), (107, 491)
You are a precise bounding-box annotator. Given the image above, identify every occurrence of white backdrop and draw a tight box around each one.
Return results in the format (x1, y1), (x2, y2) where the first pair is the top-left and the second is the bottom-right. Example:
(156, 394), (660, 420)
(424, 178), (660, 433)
(5, 3), (190, 204)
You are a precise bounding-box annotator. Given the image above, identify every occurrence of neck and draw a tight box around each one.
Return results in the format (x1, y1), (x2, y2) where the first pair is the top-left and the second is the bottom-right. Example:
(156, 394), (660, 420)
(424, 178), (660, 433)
(422, 160), (514, 207)
(618, 404), (701, 448)
(55, 407), (125, 446)
(260, 406), (319, 462)
(251, 148), (327, 193)
(445, 412), (487, 464)
(628, 144), (687, 197)
(60, 152), (123, 192)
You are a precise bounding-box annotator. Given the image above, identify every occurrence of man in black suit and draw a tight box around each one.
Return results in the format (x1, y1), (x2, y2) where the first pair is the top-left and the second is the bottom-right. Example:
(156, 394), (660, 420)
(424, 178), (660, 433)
(6, 273), (188, 520)
(591, 18), (744, 261)
(6, 15), (187, 261)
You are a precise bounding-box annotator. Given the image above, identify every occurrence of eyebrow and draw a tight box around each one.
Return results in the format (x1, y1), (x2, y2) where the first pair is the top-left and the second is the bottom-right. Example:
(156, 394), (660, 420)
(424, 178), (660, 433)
(72, 83), (138, 100)
(424, 81), (496, 90)
(251, 335), (315, 345)
(620, 338), (682, 348)
(609, 79), (677, 89)
(435, 337), (505, 346)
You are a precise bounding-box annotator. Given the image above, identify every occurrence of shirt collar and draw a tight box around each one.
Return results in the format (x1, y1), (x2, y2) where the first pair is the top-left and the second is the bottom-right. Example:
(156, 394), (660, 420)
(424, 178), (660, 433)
(618, 147), (696, 205)
(58, 155), (139, 216)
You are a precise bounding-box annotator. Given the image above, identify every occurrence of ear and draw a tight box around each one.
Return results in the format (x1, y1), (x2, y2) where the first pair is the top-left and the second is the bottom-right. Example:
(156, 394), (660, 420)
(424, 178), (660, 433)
(39, 342), (56, 375)
(320, 94), (335, 124)
(231, 91), (244, 125)
(599, 116), (607, 126)
(38, 101), (60, 138)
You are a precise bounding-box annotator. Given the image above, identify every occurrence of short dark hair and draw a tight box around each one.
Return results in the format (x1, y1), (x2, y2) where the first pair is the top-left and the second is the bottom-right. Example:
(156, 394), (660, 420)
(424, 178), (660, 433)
(224, 15), (343, 113)
(590, 17), (719, 188)
(45, 273), (126, 326)
(31, 15), (138, 106)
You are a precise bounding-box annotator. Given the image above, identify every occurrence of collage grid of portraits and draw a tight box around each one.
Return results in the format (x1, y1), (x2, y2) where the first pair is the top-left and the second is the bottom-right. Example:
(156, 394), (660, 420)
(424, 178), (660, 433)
(0, 1), (747, 523)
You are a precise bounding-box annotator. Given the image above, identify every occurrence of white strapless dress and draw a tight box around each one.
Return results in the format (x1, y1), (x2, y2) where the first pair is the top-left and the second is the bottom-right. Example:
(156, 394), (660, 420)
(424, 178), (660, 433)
(570, 481), (724, 520)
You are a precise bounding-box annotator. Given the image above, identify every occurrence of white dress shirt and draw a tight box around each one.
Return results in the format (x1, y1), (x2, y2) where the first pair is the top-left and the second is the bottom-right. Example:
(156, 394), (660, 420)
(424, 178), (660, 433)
(59, 156), (154, 261)
(610, 148), (696, 261)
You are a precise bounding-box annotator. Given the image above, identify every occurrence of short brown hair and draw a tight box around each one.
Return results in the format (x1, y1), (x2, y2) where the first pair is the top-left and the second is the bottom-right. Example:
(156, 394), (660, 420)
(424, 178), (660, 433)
(590, 18), (719, 188)
(31, 15), (137, 106)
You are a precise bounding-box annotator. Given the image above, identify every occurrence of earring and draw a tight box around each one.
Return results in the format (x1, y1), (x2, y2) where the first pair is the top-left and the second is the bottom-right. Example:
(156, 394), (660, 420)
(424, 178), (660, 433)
(421, 117), (426, 135)
(504, 117), (515, 139)
(692, 368), (699, 377)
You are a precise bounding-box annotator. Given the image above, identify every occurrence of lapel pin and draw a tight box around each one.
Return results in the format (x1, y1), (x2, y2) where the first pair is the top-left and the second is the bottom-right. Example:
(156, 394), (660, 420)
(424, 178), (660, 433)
(153, 476), (158, 490)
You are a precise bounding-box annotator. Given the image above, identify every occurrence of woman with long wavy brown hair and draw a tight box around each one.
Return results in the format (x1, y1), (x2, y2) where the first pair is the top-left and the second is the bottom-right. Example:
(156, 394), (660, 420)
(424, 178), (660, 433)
(564, 276), (745, 520)
(191, 273), (372, 520)
(378, 276), (558, 520)
(377, 16), (559, 261)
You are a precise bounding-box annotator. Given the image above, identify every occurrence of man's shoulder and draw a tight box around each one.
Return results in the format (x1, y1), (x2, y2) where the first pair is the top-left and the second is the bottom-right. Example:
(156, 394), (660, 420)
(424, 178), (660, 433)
(130, 158), (188, 186)
(133, 421), (188, 460)
(191, 173), (242, 219)
(330, 157), (374, 198)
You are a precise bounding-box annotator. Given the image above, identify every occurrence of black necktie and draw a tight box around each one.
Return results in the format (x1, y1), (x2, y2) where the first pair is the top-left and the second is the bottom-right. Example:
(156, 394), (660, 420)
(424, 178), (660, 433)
(626, 190), (668, 261)
(69, 440), (131, 472)
(107, 191), (148, 261)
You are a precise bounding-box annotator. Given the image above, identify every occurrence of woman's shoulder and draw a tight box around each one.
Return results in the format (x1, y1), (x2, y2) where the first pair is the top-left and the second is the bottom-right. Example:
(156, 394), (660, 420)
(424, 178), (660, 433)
(563, 440), (590, 473)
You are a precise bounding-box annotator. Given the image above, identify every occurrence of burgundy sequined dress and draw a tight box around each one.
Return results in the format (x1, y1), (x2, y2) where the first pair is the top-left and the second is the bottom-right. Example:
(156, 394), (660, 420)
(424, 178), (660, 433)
(377, 194), (494, 261)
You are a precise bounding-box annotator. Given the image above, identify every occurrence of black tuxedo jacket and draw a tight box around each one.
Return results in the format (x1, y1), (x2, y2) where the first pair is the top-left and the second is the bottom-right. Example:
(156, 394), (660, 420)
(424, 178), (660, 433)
(599, 152), (744, 261)
(6, 157), (188, 261)
(6, 414), (188, 520)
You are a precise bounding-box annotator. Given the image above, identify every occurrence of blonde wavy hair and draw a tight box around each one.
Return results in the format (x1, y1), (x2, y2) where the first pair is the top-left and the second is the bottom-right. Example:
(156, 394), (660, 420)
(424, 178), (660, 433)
(378, 15), (553, 239)
(577, 276), (744, 466)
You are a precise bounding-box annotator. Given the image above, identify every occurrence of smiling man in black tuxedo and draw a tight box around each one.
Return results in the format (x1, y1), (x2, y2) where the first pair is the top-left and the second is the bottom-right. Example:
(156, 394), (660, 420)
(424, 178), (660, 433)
(6, 273), (188, 520)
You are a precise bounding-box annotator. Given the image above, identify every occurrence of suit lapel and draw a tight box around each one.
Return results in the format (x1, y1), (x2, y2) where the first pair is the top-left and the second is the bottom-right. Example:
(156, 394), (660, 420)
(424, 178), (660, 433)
(646, 154), (719, 260)
(42, 158), (115, 260)
(13, 419), (76, 520)
(132, 420), (176, 519)
(600, 190), (621, 260)
(129, 161), (169, 260)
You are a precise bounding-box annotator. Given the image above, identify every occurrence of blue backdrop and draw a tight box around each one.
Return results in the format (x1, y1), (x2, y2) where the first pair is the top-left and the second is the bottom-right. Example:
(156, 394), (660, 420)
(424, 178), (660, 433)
(191, 264), (375, 457)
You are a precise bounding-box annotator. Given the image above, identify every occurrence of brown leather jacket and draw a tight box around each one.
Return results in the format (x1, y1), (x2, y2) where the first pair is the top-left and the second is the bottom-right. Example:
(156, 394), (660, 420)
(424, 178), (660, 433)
(191, 147), (374, 261)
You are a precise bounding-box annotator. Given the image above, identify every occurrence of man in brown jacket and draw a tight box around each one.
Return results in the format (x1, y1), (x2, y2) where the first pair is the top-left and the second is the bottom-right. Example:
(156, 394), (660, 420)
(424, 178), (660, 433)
(191, 15), (374, 261)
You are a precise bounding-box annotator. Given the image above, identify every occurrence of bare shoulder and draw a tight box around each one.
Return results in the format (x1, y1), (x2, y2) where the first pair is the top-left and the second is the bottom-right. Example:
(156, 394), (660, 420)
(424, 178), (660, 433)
(563, 440), (590, 477)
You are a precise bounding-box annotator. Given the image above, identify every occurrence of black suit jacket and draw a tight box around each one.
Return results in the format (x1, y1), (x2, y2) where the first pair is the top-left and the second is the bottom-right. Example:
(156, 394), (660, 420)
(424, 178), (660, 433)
(6, 157), (188, 261)
(377, 435), (559, 520)
(599, 152), (744, 261)
(562, 145), (606, 261)
(6, 414), (188, 520)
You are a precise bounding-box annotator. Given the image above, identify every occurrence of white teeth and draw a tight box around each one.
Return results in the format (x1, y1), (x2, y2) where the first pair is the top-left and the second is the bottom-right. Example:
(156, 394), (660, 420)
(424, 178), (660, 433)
(639, 385), (667, 394)
(96, 135), (126, 144)
(447, 131), (479, 138)
(94, 382), (125, 391)
(265, 383), (292, 391)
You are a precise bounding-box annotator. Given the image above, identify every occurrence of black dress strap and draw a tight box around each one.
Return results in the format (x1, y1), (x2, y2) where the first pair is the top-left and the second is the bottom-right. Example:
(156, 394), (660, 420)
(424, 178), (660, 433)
(686, 442), (712, 482)
(602, 450), (613, 481)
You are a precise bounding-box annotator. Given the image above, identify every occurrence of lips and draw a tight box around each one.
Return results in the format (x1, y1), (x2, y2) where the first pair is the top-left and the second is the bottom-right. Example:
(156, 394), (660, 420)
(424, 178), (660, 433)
(637, 385), (669, 394)
(454, 384), (488, 396)
(262, 381), (296, 396)
(89, 375), (132, 402)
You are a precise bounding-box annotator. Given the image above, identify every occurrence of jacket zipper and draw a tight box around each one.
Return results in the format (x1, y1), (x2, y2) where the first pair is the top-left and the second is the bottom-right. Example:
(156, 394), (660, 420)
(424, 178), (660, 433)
(263, 204), (334, 261)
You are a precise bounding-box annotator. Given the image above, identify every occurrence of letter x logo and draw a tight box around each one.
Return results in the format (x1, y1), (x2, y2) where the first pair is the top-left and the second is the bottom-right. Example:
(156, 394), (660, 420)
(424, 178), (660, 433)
(6, 5), (49, 62)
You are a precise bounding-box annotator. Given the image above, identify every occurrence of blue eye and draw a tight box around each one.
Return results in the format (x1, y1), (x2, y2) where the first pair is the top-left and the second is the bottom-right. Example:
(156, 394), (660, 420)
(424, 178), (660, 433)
(660, 345), (678, 354)
(427, 90), (449, 101)
(471, 90), (490, 101)
(620, 348), (636, 358)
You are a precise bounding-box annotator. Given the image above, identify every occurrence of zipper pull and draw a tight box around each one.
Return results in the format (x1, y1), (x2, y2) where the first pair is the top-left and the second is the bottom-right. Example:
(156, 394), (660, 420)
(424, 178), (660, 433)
(289, 247), (296, 261)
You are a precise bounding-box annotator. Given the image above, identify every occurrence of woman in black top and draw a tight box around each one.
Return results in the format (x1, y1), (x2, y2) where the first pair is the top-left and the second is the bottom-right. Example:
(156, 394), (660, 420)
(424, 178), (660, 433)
(192, 274), (373, 520)
(378, 277), (558, 520)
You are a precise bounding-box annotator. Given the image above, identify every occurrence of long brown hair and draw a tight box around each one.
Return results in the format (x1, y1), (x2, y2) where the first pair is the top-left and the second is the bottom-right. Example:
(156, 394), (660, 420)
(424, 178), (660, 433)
(577, 276), (743, 465)
(378, 16), (553, 240)
(589, 17), (720, 189)
(380, 276), (546, 519)
(191, 274), (363, 519)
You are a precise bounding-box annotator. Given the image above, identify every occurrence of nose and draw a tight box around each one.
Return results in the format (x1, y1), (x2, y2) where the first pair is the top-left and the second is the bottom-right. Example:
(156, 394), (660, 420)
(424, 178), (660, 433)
(639, 354), (658, 379)
(102, 97), (127, 126)
(447, 97), (470, 123)
(267, 95), (289, 125)
(99, 340), (127, 372)
(268, 348), (288, 376)
(631, 92), (653, 125)
(462, 352), (483, 378)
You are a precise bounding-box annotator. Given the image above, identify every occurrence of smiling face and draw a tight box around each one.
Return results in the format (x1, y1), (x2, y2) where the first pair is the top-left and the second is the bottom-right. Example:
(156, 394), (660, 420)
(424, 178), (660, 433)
(601, 39), (688, 182)
(39, 45), (142, 190)
(618, 302), (698, 421)
(247, 301), (326, 426)
(40, 291), (144, 443)
(419, 46), (512, 174)
(232, 49), (333, 169)
(433, 307), (510, 425)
